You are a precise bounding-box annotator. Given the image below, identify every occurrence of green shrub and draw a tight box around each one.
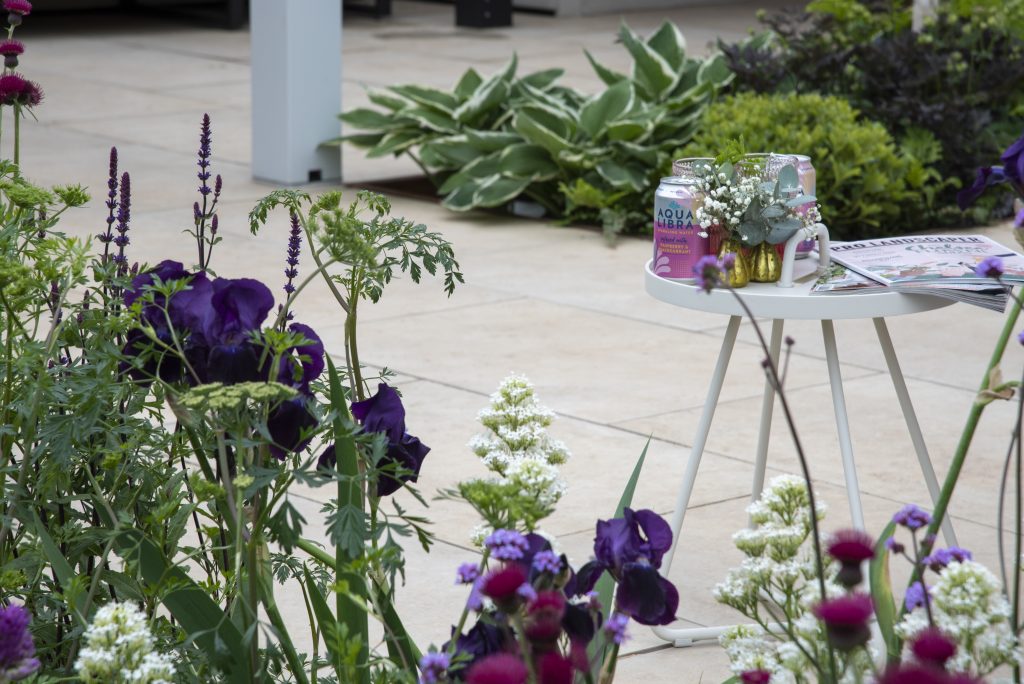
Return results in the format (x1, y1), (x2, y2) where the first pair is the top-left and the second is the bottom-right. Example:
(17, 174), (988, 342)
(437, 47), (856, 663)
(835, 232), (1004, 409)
(680, 92), (943, 240)
(334, 22), (733, 238)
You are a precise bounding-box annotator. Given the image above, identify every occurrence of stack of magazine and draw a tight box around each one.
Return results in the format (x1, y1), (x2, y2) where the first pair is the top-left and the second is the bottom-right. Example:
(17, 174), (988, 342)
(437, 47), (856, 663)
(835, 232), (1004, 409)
(811, 235), (1024, 312)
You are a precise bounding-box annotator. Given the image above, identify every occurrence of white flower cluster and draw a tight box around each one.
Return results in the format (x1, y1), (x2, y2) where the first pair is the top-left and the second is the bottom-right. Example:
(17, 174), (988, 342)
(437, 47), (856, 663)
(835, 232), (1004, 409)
(896, 560), (1023, 676)
(464, 374), (570, 542)
(693, 169), (761, 233)
(715, 476), (846, 682)
(75, 602), (176, 684)
(468, 374), (570, 473)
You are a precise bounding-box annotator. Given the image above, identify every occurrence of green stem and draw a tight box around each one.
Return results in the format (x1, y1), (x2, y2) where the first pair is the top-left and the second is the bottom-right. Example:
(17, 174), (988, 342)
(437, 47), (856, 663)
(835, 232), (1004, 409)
(13, 106), (19, 168)
(899, 294), (1024, 625)
(346, 279), (365, 402)
(262, 577), (311, 684)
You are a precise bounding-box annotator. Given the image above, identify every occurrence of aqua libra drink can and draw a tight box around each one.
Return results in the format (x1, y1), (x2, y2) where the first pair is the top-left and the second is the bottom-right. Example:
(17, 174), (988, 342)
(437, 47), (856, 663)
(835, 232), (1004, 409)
(652, 177), (709, 280)
(793, 155), (817, 258)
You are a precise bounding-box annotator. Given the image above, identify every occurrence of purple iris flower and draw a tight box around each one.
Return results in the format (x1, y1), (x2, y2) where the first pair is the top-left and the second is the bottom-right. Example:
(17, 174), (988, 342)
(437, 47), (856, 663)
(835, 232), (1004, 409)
(575, 508), (679, 626)
(443, 619), (507, 676)
(202, 278), (275, 384)
(277, 322), (324, 393)
(267, 397), (318, 461)
(957, 166), (1007, 210)
(0, 604), (40, 682)
(1001, 131), (1024, 184)
(318, 383), (430, 496)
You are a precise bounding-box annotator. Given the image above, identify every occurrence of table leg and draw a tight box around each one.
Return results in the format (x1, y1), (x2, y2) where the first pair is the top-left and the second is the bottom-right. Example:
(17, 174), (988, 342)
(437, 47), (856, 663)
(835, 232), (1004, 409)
(750, 319), (785, 523)
(873, 318), (958, 546)
(821, 319), (866, 529)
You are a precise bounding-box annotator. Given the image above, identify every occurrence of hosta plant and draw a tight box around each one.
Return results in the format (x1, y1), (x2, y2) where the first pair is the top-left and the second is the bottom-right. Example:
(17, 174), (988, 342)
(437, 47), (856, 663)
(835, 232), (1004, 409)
(334, 21), (733, 238)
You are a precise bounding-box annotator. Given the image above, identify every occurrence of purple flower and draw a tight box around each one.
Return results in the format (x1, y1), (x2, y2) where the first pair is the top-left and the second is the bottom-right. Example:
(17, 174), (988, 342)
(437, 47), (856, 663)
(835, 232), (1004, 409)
(197, 113), (213, 196)
(0, 604), (40, 682)
(99, 147), (118, 247)
(975, 256), (1003, 279)
(827, 529), (875, 588)
(524, 590), (564, 645)
(957, 166), (1007, 210)
(813, 593), (873, 651)
(911, 627), (957, 669)
(283, 211), (301, 297)
(277, 322), (324, 393)
(485, 529), (529, 561)
(342, 383), (430, 496)
(0, 38), (22, 68)
(444, 619), (507, 676)
(1001, 130), (1024, 184)
(904, 581), (931, 611)
(532, 550), (561, 575)
(267, 397), (317, 460)
(419, 651), (450, 684)
(922, 546), (972, 572)
(536, 653), (574, 684)
(480, 564), (529, 611)
(604, 613), (630, 645)
(885, 536), (905, 554)
(1019, 329), (1024, 346)
(466, 653), (528, 684)
(114, 172), (131, 266)
(0, 73), (42, 107)
(740, 672), (772, 684)
(1015, 207), (1024, 228)
(3, 0), (30, 15)
(892, 504), (932, 531)
(694, 254), (724, 292)
(576, 508), (678, 626)
(456, 562), (480, 585)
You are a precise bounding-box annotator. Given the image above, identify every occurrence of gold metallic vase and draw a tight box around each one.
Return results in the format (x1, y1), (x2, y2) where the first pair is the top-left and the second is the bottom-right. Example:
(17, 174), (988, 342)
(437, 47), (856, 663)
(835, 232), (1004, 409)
(749, 241), (782, 283)
(717, 237), (750, 288)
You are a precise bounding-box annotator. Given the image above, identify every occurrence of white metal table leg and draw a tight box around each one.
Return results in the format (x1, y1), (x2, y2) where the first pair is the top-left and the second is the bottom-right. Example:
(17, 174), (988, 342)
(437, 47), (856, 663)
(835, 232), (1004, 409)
(750, 320), (785, 519)
(873, 318), (958, 545)
(821, 319), (866, 529)
(652, 315), (741, 646)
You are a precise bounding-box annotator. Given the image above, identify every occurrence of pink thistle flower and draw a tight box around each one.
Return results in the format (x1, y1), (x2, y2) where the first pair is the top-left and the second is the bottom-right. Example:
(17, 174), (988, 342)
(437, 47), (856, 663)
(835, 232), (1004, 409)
(0, 39), (22, 55)
(911, 627), (957, 668)
(3, 0), (30, 15)
(813, 593), (874, 651)
(827, 529), (875, 587)
(466, 653), (528, 684)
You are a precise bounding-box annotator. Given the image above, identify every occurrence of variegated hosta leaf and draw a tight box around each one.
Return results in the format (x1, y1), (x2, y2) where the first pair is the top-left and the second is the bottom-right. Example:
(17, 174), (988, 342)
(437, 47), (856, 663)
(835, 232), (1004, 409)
(584, 49), (627, 88)
(596, 160), (646, 192)
(499, 143), (559, 180)
(472, 175), (532, 208)
(453, 68), (484, 99)
(438, 153), (502, 195)
(579, 80), (636, 139)
(339, 107), (397, 131)
(645, 21), (686, 70)
(513, 108), (572, 156)
(397, 107), (457, 133)
(619, 22), (679, 100)
(453, 54), (518, 125)
(366, 89), (408, 112)
(518, 68), (564, 92)
(388, 84), (459, 114)
(465, 130), (524, 152)
(366, 130), (426, 158)
(419, 135), (481, 168)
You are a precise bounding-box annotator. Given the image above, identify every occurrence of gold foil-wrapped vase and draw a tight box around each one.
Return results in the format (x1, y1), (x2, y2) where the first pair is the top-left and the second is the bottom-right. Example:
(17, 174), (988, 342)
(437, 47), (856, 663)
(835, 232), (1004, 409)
(717, 237), (750, 288)
(749, 241), (782, 283)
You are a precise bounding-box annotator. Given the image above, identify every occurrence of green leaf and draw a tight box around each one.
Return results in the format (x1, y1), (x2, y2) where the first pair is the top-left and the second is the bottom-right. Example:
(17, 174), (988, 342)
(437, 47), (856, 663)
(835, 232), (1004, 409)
(454, 68), (484, 99)
(388, 84), (458, 114)
(519, 68), (564, 91)
(441, 181), (483, 211)
(454, 54), (517, 125)
(366, 89), (408, 112)
(371, 577), (422, 671)
(619, 22), (678, 99)
(328, 132), (386, 148)
(499, 143), (559, 180)
(29, 510), (75, 596)
(438, 153), (502, 194)
(605, 118), (651, 143)
(303, 566), (346, 674)
(579, 80), (636, 139)
(513, 109), (572, 156)
(465, 130), (524, 152)
(871, 520), (901, 661)
(366, 129), (425, 158)
(584, 49), (627, 87)
(645, 21), (686, 70)
(697, 54), (734, 88)
(472, 175), (532, 208)
(339, 107), (396, 131)
(596, 160), (646, 191)
(397, 107), (457, 133)
(419, 135), (481, 168)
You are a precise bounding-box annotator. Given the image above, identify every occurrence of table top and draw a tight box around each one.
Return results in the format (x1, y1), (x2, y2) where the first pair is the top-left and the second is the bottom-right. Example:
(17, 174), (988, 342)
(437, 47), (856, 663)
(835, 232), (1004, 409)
(644, 257), (954, 320)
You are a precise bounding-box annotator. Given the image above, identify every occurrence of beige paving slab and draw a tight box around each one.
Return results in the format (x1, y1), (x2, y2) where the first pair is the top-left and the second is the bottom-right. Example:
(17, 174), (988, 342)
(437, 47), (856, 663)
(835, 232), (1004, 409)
(290, 377), (756, 545)
(616, 370), (1020, 526)
(351, 297), (878, 426)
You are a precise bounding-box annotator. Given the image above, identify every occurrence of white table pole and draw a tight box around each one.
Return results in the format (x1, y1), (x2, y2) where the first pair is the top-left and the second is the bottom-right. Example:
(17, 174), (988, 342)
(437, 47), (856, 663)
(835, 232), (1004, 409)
(821, 319), (866, 529)
(750, 319), (785, 522)
(661, 316), (741, 576)
(873, 318), (958, 545)
(251, 0), (342, 185)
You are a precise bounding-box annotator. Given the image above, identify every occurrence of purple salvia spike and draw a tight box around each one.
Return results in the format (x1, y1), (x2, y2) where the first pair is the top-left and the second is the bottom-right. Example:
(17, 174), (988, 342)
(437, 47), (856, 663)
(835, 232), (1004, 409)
(99, 147), (118, 247)
(197, 113), (212, 196)
(114, 171), (130, 267)
(211, 213), (218, 236)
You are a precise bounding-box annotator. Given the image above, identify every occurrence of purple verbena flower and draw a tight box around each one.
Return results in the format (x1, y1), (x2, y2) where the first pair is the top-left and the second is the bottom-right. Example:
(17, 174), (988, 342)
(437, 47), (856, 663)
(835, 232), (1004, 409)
(0, 603), (40, 682)
(418, 651), (450, 684)
(604, 613), (630, 645)
(532, 550), (561, 575)
(694, 254), (724, 293)
(456, 562), (480, 585)
(485, 529), (529, 561)
(922, 546), (972, 572)
(904, 581), (931, 611)
(1018, 329), (1024, 346)
(892, 504), (932, 531)
(516, 583), (537, 603)
(975, 256), (1004, 279)
(885, 536), (905, 554)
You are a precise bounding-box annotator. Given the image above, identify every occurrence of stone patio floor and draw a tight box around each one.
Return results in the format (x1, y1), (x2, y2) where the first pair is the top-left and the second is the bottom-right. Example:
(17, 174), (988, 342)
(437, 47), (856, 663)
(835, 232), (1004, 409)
(18, 1), (1023, 680)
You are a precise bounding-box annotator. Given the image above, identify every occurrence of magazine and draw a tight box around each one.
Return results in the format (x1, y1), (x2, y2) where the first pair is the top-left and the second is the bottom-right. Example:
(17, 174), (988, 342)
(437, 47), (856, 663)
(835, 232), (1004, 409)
(812, 235), (1020, 311)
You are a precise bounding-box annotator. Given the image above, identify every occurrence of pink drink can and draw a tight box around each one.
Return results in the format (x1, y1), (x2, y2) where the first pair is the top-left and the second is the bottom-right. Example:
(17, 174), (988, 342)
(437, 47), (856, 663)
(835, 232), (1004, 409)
(792, 155), (817, 258)
(652, 177), (708, 280)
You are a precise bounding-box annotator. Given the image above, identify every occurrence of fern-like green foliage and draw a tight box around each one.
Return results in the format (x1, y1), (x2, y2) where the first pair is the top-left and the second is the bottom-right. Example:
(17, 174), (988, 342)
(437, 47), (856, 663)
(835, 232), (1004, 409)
(681, 93), (937, 239)
(333, 21), (733, 237)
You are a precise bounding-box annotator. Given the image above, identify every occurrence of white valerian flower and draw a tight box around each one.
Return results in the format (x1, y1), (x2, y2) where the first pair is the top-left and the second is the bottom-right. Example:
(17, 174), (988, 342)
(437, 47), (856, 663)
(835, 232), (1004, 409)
(896, 559), (1023, 676)
(75, 602), (176, 684)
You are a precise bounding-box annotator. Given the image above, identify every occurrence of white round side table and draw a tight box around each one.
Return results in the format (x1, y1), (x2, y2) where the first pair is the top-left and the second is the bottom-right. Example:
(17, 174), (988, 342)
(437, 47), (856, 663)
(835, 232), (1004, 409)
(644, 256), (958, 647)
